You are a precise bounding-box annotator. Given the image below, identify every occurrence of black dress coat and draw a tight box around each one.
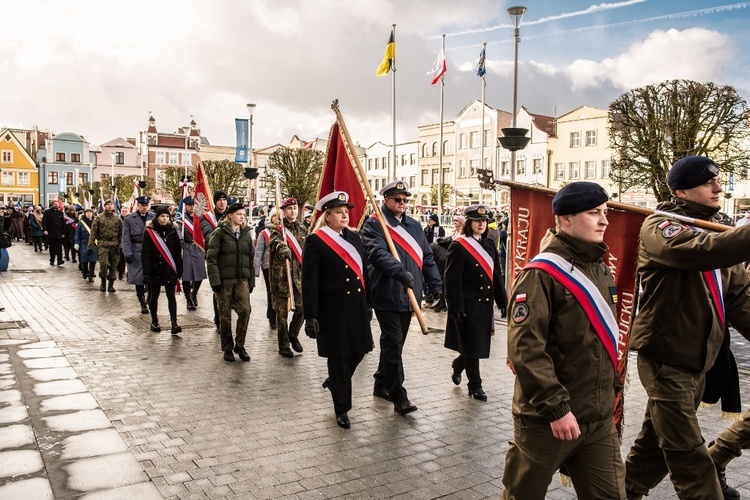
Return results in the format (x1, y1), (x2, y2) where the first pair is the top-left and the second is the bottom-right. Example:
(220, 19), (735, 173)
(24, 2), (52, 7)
(302, 227), (373, 359)
(141, 221), (183, 286)
(444, 235), (507, 359)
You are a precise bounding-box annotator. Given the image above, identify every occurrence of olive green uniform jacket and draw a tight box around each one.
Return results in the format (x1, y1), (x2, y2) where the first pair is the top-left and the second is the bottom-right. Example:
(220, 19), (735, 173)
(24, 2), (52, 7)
(269, 218), (306, 297)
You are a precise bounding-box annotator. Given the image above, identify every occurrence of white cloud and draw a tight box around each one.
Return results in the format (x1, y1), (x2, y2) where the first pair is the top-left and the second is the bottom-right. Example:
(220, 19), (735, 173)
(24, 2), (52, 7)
(566, 28), (736, 90)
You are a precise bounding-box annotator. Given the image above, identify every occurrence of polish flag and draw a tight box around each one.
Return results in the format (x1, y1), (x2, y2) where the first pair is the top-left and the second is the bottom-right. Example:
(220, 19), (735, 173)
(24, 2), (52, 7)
(427, 48), (447, 85)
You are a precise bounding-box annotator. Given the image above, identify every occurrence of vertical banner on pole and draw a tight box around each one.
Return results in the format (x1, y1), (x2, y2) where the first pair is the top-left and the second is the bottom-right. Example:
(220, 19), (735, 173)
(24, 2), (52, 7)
(235, 118), (249, 164)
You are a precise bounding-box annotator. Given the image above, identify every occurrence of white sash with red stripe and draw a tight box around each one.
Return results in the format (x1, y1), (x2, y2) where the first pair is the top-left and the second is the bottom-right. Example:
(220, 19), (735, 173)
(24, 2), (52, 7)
(146, 228), (181, 292)
(687, 225), (726, 328)
(372, 214), (423, 270)
(454, 235), (493, 277)
(182, 217), (195, 239)
(261, 228), (270, 243)
(315, 226), (365, 288)
(204, 212), (217, 230)
(524, 252), (618, 370)
(284, 227), (303, 264)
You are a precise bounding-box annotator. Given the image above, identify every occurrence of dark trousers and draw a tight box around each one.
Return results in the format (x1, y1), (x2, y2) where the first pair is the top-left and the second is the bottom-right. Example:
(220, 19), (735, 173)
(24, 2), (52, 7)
(262, 268), (274, 320)
(148, 284), (177, 324)
(216, 279), (251, 352)
(373, 310), (412, 404)
(48, 238), (63, 264)
(272, 287), (304, 349)
(327, 354), (365, 415)
(710, 408), (750, 467)
(32, 236), (42, 251)
(452, 354), (482, 391)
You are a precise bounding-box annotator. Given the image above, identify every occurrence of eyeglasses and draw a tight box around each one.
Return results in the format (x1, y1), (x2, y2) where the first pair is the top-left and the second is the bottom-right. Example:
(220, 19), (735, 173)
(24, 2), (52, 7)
(389, 197), (409, 203)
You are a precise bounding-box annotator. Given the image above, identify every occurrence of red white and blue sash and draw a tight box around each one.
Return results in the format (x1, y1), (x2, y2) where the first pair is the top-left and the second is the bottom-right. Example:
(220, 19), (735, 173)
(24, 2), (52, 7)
(284, 227), (303, 264)
(315, 226), (365, 288)
(204, 212), (218, 230)
(261, 228), (270, 243)
(524, 252), (618, 370)
(371, 214), (423, 270)
(146, 228), (181, 292)
(455, 235), (493, 278)
(686, 225), (726, 328)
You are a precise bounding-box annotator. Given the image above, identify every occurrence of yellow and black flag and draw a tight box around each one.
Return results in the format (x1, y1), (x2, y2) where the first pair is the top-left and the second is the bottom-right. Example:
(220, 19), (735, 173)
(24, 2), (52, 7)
(375, 28), (395, 76)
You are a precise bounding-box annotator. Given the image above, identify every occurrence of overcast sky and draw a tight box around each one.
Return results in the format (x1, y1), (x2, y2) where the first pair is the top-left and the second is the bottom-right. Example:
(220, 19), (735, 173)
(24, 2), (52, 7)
(2, 0), (749, 151)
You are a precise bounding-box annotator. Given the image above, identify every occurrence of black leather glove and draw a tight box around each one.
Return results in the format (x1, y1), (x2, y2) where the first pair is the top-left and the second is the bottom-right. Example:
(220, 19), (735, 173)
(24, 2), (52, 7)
(450, 311), (467, 324)
(125, 255), (133, 264)
(398, 271), (415, 291)
(278, 246), (293, 261)
(212, 284), (223, 294)
(305, 318), (319, 339)
(369, 309), (373, 321)
(247, 278), (254, 293)
(500, 307), (507, 319)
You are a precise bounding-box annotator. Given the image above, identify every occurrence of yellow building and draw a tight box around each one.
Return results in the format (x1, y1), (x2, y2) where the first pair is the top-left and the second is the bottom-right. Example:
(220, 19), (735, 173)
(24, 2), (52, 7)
(0, 129), (39, 206)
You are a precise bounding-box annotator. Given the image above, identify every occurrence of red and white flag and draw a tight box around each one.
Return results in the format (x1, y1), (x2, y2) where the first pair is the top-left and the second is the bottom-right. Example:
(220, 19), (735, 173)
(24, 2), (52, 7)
(192, 162), (214, 251)
(427, 48), (447, 84)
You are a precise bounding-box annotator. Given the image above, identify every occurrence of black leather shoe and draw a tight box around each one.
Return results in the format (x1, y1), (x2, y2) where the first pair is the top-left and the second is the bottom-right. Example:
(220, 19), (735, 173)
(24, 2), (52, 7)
(714, 459), (740, 499)
(451, 368), (462, 385)
(469, 388), (488, 401)
(394, 400), (418, 415)
(150, 321), (161, 333)
(269, 318), (277, 329)
(171, 323), (182, 336)
(373, 386), (392, 401)
(233, 346), (251, 362)
(223, 350), (235, 362)
(279, 348), (294, 358)
(290, 338), (303, 353)
(322, 378), (330, 390)
(336, 412), (350, 429)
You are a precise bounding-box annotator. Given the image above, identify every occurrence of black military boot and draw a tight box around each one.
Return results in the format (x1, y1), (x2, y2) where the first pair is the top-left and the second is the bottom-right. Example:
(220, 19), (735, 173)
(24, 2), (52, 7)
(716, 462), (740, 499)
(88, 263), (96, 282)
(183, 283), (196, 310)
(171, 319), (182, 336)
(191, 281), (201, 307)
(100, 276), (106, 292)
(107, 279), (116, 293)
(150, 317), (161, 332)
(137, 295), (149, 314)
(82, 267), (88, 280)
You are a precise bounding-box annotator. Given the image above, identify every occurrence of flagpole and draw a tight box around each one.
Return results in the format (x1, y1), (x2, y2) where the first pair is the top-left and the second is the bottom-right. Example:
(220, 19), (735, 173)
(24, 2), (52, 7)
(438, 34), (445, 220)
(331, 99), (429, 334)
(391, 23), (397, 183)
(480, 42), (486, 208)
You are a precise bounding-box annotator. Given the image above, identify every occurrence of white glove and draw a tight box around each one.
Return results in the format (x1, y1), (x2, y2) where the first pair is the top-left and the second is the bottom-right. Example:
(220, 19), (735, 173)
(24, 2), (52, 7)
(74, 244), (79, 250)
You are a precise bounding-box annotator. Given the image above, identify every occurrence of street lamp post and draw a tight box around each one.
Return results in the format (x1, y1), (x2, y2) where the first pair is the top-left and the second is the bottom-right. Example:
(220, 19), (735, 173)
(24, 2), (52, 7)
(246, 103), (257, 221)
(507, 6), (526, 183)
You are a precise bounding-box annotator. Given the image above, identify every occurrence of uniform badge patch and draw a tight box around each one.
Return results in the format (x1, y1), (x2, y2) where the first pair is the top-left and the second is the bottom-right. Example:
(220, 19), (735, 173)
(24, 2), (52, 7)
(662, 223), (682, 239)
(512, 303), (529, 323)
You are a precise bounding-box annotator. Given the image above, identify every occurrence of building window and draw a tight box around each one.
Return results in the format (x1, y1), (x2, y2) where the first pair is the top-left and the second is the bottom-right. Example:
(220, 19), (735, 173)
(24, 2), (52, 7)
(483, 129), (491, 147)
(569, 162), (580, 179)
(2, 172), (13, 185)
(375, 158), (380, 169)
(156, 151), (165, 164)
(422, 143), (429, 157)
(1, 150), (12, 163)
(501, 160), (510, 176)
(182, 153), (191, 166)
(374, 179), (379, 191)
(432, 169), (439, 185)
(148, 136), (156, 146)
(56, 152), (66, 162)
(585, 130), (597, 146)
(470, 131), (480, 148)
(48, 171), (59, 184)
(18, 172), (30, 186)
(382, 157), (387, 169)
(169, 152), (178, 165)
(421, 169), (429, 185)
(516, 159), (526, 176)
(484, 157), (491, 170)
(410, 153), (415, 165)
(555, 163), (564, 180)
(459, 133), (467, 149)
(533, 158), (542, 174)
(66, 172), (74, 185)
(459, 160), (466, 178)
(585, 161), (596, 179)
(443, 168), (451, 184)
(100, 173), (110, 184)
(601, 160), (611, 179)
(401, 154), (406, 166)
(71, 153), (81, 163)
(115, 152), (125, 164)
(467, 159), (477, 178)
(570, 132), (581, 148)
(367, 159), (372, 170)
(410, 176), (416, 187)
(443, 141), (449, 155)
(432, 142), (438, 156)
(78, 172), (89, 184)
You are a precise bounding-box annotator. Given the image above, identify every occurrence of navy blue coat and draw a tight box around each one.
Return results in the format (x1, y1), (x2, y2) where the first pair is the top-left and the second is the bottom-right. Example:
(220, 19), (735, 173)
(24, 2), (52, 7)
(74, 217), (99, 263)
(361, 205), (442, 312)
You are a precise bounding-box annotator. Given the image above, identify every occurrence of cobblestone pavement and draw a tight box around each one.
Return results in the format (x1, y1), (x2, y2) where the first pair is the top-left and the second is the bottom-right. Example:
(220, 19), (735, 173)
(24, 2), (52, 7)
(0, 241), (749, 499)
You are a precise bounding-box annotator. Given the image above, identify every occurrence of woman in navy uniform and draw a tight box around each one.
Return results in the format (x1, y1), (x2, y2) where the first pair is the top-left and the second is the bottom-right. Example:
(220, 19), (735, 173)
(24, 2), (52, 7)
(444, 204), (507, 401)
(302, 191), (373, 429)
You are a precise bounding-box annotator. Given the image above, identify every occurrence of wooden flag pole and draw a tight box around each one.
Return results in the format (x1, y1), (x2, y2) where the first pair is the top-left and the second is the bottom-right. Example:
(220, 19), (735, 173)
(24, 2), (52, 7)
(331, 100), (429, 334)
(497, 179), (731, 233)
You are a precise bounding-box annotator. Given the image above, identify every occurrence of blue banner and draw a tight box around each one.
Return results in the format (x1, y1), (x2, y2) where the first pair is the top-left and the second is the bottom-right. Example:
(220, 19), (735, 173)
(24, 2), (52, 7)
(235, 118), (249, 163)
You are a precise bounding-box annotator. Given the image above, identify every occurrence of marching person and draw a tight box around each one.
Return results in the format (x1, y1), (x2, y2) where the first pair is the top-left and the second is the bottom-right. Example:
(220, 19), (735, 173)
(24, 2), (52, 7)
(206, 202), (255, 362)
(269, 197), (306, 358)
(177, 197), (207, 311)
(74, 208), (98, 282)
(254, 208), (278, 329)
(142, 206), (183, 335)
(201, 190), (229, 331)
(89, 200), (122, 293)
(302, 192), (373, 429)
(30, 206), (44, 252)
(117, 205), (131, 280)
(625, 156), (750, 500)
(361, 181), (442, 415)
(423, 213), (445, 243)
(444, 204), (506, 401)
(123, 197), (154, 313)
(42, 200), (65, 266)
(501, 181), (626, 499)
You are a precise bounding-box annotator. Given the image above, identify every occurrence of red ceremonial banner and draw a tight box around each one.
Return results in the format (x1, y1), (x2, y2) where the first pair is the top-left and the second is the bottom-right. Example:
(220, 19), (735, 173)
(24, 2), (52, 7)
(192, 162), (215, 251)
(317, 122), (367, 229)
(508, 185), (645, 434)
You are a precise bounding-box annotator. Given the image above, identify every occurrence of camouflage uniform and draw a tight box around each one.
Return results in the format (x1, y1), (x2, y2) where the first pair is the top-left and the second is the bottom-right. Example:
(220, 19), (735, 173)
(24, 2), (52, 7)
(90, 211), (123, 281)
(269, 218), (306, 350)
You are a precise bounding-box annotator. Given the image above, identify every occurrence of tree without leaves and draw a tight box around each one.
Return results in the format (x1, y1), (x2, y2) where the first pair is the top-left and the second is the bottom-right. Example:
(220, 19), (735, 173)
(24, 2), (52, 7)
(200, 159), (249, 201)
(263, 147), (324, 216)
(430, 184), (453, 205)
(608, 79), (750, 202)
(160, 166), (196, 204)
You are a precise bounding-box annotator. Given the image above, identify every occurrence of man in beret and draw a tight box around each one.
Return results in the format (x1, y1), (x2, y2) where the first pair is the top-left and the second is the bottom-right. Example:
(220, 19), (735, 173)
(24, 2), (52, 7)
(625, 156), (750, 499)
(90, 199), (123, 293)
(123, 196), (155, 311)
(502, 181), (626, 498)
(269, 197), (307, 357)
(200, 190), (229, 331)
(361, 181), (442, 415)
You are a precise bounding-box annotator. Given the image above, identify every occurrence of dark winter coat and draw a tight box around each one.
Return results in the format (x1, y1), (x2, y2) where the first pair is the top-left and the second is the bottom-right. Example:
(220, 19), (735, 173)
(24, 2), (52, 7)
(302, 228), (374, 359)
(141, 220), (183, 286)
(74, 217), (99, 263)
(122, 210), (154, 285)
(42, 207), (65, 240)
(444, 235), (506, 358)
(206, 221), (255, 288)
(177, 217), (207, 282)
